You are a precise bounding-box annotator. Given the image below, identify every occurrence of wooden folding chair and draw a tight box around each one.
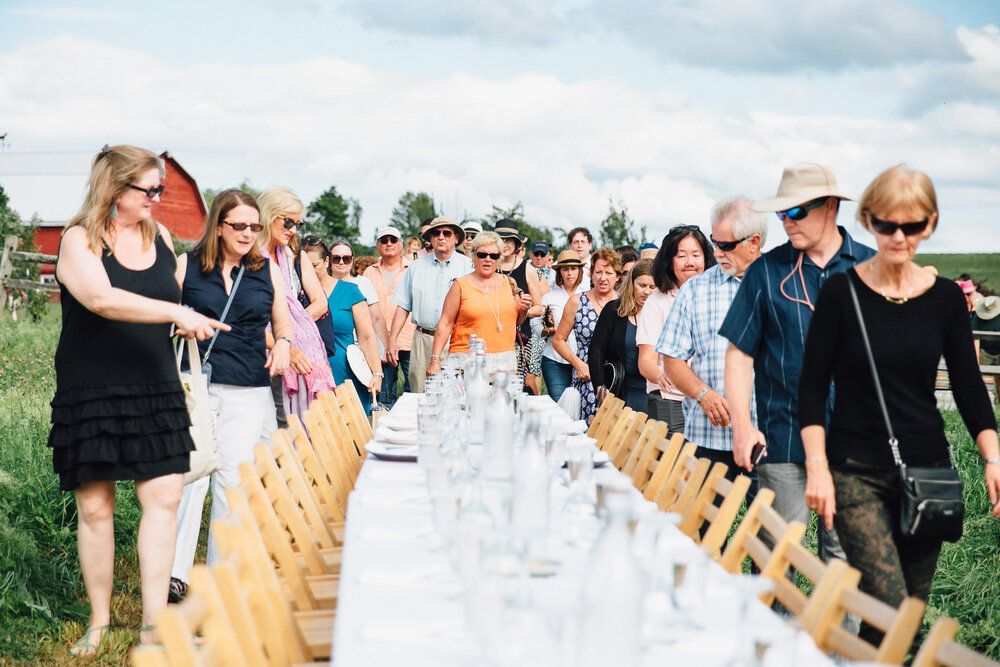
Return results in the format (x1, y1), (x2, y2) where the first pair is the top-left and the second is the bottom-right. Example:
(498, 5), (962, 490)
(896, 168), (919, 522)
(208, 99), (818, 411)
(238, 459), (341, 577)
(316, 391), (365, 477)
(225, 486), (339, 611)
(761, 532), (851, 623)
(655, 450), (711, 515)
(913, 617), (1000, 667)
(637, 433), (688, 498)
(334, 381), (373, 455)
(622, 419), (668, 481)
(719, 489), (806, 576)
(130, 563), (257, 667)
(587, 394), (624, 448)
(605, 409), (646, 469)
(213, 519), (334, 662)
(677, 462), (752, 558)
(273, 420), (348, 524)
(810, 566), (926, 665)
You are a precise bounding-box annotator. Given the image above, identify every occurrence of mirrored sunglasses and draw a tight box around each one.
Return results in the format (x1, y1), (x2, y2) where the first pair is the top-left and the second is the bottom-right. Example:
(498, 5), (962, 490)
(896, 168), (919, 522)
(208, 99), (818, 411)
(776, 198), (827, 222)
(710, 235), (751, 252)
(281, 217), (304, 231)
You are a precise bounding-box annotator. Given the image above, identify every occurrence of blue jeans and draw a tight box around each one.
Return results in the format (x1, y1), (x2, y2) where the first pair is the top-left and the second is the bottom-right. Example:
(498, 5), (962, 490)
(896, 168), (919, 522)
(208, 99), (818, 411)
(379, 351), (410, 409)
(541, 357), (573, 402)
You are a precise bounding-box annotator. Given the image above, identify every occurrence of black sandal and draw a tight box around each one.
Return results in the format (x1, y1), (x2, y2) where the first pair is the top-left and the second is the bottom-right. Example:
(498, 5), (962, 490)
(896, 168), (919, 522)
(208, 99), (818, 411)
(168, 577), (188, 603)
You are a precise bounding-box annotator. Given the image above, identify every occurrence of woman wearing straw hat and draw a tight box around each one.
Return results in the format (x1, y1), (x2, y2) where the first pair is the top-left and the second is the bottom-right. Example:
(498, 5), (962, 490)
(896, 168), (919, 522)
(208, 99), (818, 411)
(533, 250), (587, 401)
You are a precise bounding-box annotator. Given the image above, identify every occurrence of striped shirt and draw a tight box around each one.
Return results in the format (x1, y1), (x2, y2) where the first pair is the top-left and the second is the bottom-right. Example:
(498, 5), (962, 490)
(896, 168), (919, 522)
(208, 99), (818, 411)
(718, 227), (875, 463)
(656, 265), (755, 452)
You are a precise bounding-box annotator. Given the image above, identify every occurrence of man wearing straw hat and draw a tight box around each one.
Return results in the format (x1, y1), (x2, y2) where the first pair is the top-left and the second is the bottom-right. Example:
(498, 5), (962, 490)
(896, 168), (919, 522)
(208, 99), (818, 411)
(387, 216), (472, 392)
(973, 295), (1000, 367)
(721, 163), (875, 569)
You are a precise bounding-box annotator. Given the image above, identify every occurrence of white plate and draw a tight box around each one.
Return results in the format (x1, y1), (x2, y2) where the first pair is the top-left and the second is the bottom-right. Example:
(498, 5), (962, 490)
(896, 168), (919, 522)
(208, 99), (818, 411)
(593, 450), (611, 467)
(378, 415), (417, 431)
(366, 441), (418, 462)
(374, 428), (419, 445)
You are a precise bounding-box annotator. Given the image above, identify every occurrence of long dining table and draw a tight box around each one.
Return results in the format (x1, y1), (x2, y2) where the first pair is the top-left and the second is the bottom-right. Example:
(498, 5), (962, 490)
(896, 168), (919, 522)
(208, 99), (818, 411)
(331, 393), (836, 666)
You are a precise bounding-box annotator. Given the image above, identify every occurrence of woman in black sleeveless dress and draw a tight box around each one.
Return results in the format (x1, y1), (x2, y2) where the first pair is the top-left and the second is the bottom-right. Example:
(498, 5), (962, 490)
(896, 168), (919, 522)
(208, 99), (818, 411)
(49, 145), (224, 654)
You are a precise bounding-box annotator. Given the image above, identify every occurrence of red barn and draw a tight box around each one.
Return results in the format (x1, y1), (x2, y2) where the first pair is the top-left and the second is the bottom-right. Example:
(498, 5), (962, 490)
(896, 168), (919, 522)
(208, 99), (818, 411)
(28, 151), (206, 276)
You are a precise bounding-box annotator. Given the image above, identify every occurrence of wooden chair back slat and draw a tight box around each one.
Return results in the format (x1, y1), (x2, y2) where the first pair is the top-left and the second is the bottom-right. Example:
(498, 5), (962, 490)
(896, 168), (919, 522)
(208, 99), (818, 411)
(913, 617), (1000, 667)
(678, 464), (752, 558)
(656, 451), (710, 514)
(624, 419), (668, 481)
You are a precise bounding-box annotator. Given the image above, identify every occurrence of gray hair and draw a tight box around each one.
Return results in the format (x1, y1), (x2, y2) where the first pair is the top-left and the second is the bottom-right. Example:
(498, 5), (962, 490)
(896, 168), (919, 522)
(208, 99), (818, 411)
(711, 195), (767, 247)
(471, 231), (503, 254)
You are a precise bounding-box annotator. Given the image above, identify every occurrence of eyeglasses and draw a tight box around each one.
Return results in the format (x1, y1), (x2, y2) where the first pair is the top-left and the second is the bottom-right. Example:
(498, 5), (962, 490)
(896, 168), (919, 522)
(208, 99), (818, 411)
(776, 198), (827, 222)
(281, 217), (304, 231)
(222, 220), (263, 233)
(430, 229), (454, 238)
(329, 254), (354, 264)
(378, 235), (400, 244)
(710, 235), (751, 252)
(476, 251), (501, 260)
(304, 236), (324, 246)
(669, 224), (701, 234)
(532, 251), (547, 257)
(126, 184), (165, 199)
(868, 214), (929, 237)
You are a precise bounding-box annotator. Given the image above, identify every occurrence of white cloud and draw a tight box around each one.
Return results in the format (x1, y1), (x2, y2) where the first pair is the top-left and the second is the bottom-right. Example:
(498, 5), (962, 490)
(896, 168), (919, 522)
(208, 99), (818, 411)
(0, 35), (997, 252)
(590, 0), (967, 72)
(2, 7), (121, 21)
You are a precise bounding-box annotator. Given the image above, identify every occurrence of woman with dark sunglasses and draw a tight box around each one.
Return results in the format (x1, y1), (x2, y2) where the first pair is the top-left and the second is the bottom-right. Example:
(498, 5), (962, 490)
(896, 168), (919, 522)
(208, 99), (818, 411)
(170, 188), (293, 607)
(304, 238), (382, 413)
(799, 165), (1000, 643)
(259, 187), (335, 423)
(428, 231), (532, 375)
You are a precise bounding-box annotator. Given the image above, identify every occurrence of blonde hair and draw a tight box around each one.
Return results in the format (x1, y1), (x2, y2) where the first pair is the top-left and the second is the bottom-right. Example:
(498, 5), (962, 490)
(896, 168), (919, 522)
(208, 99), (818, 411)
(471, 231), (503, 254)
(65, 145), (164, 252)
(857, 165), (939, 232)
(192, 189), (264, 274)
(617, 259), (653, 318)
(258, 186), (305, 254)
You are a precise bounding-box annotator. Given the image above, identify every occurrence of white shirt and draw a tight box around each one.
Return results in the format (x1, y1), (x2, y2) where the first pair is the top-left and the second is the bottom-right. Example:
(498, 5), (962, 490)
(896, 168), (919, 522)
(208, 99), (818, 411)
(349, 276), (379, 306)
(635, 288), (685, 400)
(532, 282), (586, 363)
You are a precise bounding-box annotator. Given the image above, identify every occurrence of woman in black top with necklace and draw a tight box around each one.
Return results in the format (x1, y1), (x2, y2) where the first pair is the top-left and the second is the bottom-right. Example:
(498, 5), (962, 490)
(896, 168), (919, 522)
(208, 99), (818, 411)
(799, 165), (1000, 645)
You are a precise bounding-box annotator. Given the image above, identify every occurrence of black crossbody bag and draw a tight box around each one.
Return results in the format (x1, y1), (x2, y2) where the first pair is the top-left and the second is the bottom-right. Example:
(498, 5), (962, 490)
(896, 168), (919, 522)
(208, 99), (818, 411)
(847, 276), (964, 542)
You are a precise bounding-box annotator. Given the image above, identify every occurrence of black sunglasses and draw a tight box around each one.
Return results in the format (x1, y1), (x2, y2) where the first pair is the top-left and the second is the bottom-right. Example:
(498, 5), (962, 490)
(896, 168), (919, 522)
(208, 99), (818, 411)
(532, 251), (547, 257)
(710, 235), (751, 252)
(222, 220), (263, 233)
(776, 198), (827, 222)
(126, 183), (165, 199)
(476, 251), (501, 260)
(281, 217), (304, 231)
(378, 235), (400, 244)
(430, 228), (454, 238)
(669, 224), (701, 234)
(329, 254), (354, 264)
(304, 235), (325, 246)
(868, 214), (929, 237)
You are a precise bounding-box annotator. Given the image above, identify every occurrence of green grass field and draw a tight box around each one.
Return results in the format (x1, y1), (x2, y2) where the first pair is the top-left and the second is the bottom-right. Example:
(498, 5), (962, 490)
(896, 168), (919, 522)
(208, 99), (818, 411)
(915, 253), (1000, 293)
(0, 305), (998, 663)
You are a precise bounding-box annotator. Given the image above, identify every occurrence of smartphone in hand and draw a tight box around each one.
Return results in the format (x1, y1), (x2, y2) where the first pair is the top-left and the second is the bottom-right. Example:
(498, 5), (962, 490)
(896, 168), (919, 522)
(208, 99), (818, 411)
(751, 443), (766, 465)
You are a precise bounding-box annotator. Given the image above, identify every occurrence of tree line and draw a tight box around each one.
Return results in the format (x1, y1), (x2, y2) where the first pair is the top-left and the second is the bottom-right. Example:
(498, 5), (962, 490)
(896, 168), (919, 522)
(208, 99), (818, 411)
(202, 181), (648, 255)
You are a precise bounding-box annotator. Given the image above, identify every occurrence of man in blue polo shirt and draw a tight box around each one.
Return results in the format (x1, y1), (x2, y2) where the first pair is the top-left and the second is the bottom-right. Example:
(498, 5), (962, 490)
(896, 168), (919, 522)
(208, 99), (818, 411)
(720, 163), (875, 565)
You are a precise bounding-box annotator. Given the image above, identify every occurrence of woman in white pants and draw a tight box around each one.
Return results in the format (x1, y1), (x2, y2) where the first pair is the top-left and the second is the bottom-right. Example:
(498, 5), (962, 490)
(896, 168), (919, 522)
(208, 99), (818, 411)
(169, 189), (292, 601)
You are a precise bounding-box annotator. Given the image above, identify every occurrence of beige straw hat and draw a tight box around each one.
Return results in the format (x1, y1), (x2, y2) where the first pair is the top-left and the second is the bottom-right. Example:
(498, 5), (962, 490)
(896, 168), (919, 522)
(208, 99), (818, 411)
(753, 163), (853, 212)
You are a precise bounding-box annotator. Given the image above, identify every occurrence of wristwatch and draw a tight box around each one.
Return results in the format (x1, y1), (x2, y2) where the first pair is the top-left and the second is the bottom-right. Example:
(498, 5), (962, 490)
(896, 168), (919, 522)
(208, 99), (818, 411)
(277, 336), (292, 345)
(696, 387), (709, 404)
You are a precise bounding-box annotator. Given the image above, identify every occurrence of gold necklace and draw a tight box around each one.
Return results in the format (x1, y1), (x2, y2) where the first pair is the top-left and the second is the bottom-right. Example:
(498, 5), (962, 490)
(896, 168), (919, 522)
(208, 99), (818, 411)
(867, 261), (914, 305)
(475, 275), (503, 331)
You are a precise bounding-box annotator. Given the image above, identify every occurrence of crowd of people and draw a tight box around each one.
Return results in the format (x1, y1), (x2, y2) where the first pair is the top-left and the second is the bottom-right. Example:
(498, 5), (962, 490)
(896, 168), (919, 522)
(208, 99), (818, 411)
(47, 145), (1000, 654)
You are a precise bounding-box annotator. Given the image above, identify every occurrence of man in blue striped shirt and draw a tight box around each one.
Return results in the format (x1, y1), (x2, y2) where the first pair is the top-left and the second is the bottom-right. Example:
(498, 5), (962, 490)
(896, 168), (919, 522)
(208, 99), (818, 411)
(657, 197), (765, 478)
(721, 163), (875, 565)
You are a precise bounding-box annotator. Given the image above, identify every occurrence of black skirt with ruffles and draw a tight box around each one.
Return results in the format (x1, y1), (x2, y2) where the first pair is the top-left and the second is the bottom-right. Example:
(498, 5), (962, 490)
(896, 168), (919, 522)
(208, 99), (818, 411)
(49, 235), (194, 491)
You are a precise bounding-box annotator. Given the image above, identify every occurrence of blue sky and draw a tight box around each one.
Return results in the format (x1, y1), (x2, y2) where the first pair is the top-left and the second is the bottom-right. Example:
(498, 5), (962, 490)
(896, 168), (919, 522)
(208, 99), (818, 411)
(0, 0), (997, 252)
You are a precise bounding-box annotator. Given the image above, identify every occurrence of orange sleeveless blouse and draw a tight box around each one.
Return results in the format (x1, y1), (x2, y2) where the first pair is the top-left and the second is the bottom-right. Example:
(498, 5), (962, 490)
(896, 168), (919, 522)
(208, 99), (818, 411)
(449, 275), (518, 354)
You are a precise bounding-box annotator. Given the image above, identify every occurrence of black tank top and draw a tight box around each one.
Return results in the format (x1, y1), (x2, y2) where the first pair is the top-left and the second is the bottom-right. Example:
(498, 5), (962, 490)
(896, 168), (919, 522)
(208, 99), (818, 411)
(502, 260), (531, 337)
(53, 234), (181, 392)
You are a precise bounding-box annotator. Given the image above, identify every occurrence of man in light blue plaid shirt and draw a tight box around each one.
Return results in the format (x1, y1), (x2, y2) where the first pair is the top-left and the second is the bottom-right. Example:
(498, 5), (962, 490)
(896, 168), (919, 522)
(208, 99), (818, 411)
(657, 197), (766, 478)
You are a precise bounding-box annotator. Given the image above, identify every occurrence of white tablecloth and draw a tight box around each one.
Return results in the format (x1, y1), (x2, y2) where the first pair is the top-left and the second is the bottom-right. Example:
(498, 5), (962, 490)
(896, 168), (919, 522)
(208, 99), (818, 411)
(332, 394), (835, 666)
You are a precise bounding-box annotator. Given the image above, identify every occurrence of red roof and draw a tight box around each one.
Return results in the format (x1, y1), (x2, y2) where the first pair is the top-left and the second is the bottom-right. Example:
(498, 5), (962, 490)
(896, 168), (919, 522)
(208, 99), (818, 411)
(152, 152), (206, 242)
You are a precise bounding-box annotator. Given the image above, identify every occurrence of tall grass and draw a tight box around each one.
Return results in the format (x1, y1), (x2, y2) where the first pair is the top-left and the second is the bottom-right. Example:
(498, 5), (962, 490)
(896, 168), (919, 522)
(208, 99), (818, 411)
(0, 312), (144, 664)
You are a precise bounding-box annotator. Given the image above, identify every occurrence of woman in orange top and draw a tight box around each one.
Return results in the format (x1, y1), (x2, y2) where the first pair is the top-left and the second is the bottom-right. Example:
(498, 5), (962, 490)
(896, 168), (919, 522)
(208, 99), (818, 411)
(428, 231), (532, 375)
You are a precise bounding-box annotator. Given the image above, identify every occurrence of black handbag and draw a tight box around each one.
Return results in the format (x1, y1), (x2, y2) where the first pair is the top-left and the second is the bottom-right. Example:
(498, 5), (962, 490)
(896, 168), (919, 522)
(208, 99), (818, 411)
(847, 277), (964, 542)
(602, 360), (625, 397)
